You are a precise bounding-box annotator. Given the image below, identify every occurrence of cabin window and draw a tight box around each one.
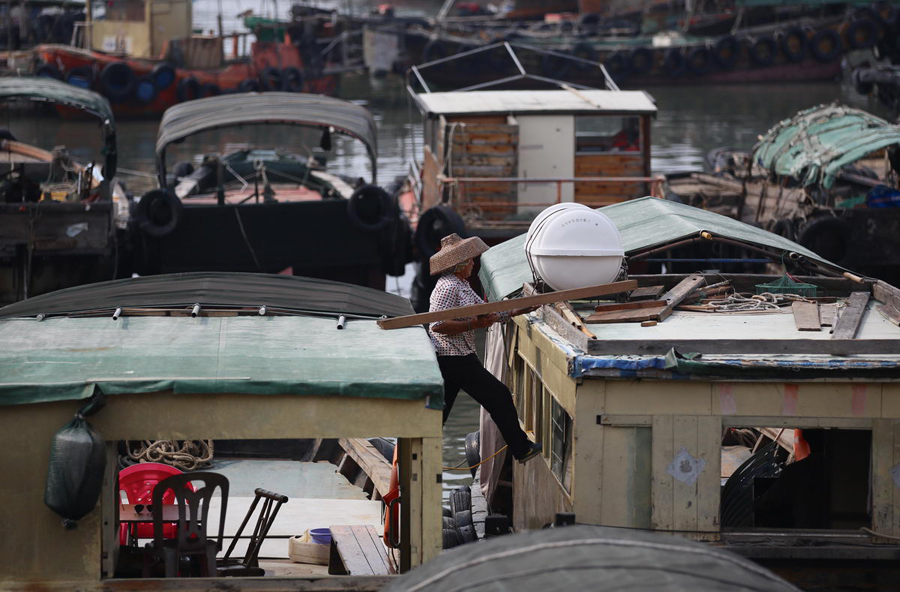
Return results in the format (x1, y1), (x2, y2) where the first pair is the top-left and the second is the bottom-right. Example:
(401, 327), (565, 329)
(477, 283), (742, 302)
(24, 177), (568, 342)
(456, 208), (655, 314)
(720, 427), (871, 531)
(104, 0), (146, 21)
(549, 397), (573, 491)
(575, 116), (641, 154)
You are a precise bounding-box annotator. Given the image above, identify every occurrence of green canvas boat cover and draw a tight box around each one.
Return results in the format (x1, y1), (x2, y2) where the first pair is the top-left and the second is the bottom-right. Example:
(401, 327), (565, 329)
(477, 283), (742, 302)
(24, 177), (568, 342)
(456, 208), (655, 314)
(0, 273), (443, 408)
(753, 103), (900, 189)
(479, 197), (842, 302)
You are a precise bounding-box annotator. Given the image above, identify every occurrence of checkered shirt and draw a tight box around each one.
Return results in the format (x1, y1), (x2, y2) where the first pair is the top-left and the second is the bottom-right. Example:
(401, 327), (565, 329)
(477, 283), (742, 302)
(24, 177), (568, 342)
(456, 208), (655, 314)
(429, 273), (509, 356)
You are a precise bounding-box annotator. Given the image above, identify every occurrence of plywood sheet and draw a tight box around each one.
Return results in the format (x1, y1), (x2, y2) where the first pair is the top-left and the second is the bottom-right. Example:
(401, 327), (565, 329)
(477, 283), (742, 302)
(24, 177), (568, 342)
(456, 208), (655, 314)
(792, 301), (821, 331)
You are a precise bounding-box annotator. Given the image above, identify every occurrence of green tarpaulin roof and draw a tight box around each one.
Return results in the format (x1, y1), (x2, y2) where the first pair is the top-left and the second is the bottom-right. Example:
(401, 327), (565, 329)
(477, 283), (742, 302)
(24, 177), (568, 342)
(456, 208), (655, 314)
(479, 197), (842, 302)
(753, 103), (900, 189)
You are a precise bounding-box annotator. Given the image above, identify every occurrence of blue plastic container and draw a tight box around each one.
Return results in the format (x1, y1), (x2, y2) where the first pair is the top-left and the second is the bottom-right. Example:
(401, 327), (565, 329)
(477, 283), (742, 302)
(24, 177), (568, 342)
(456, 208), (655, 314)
(310, 528), (332, 545)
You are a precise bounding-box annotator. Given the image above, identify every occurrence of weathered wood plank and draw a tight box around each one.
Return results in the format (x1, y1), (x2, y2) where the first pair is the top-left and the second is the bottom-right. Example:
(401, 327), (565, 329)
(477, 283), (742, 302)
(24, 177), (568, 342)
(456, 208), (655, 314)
(338, 438), (393, 498)
(832, 292), (871, 339)
(651, 415), (674, 532)
(878, 304), (900, 327)
(792, 301), (821, 331)
(584, 305), (666, 324)
(629, 285), (665, 301)
(820, 303), (838, 326)
(585, 338), (899, 356)
(696, 416), (721, 540)
(329, 525), (375, 575)
(659, 275), (706, 322)
(593, 299), (667, 313)
(874, 280), (900, 312)
(866, 418), (891, 539)
(673, 416), (699, 534)
(351, 525), (392, 575)
(378, 280), (638, 329)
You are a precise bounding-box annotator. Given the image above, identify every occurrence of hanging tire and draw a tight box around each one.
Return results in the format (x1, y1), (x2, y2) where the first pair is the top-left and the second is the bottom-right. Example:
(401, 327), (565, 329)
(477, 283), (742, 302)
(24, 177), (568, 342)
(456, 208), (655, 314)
(347, 185), (395, 232)
(100, 62), (136, 103)
(663, 47), (686, 77)
(603, 51), (629, 81)
(414, 204), (466, 260)
(282, 66), (304, 92)
(797, 215), (852, 263)
(36, 62), (63, 80)
(810, 29), (842, 62)
(847, 17), (878, 50)
(779, 27), (807, 63)
(572, 41), (598, 70)
(65, 66), (94, 89)
(712, 35), (740, 69)
(133, 75), (157, 105)
(198, 82), (221, 97)
(151, 63), (176, 90)
(628, 47), (654, 75)
(238, 78), (261, 92)
(749, 35), (777, 66)
(464, 431), (481, 478)
(172, 161), (194, 179)
(135, 189), (182, 237)
(686, 45), (712, 75)
(259, 66), (284, 91)
(422, 39), (448, 63)
(176, 76), (200, 102)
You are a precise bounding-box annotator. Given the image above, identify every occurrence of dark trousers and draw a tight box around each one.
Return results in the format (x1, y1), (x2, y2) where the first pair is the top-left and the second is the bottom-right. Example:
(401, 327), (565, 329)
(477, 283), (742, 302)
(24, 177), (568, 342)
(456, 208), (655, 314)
(438, 354), (531, 460)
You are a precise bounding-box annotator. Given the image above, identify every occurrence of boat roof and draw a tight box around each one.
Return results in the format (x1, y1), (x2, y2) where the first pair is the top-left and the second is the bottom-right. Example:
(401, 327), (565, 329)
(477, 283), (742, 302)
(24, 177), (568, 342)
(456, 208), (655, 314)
(0, 273), (444, 408)
(753, 103), (900, 189)
(155, 93), (378, 176)
(479, 197), (844, 302)
(0, 76), (116, 176)
(413, 89), (657, 118)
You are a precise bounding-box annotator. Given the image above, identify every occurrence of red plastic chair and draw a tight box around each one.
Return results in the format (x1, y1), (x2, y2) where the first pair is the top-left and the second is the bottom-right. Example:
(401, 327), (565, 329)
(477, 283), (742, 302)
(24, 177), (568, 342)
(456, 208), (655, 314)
(119, 463), (195, 545)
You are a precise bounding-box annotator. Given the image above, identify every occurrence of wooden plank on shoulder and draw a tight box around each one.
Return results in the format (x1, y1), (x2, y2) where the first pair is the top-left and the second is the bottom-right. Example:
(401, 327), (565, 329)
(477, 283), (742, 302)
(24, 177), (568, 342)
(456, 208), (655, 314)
(792, 301), (821, 331)
(832, 292), (871, 340)
(377, 280), (638, 330)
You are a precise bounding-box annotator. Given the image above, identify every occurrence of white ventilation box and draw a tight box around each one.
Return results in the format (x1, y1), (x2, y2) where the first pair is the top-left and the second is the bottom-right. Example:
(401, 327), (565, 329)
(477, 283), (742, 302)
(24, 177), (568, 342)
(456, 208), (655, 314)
(525, 204), (624, 291)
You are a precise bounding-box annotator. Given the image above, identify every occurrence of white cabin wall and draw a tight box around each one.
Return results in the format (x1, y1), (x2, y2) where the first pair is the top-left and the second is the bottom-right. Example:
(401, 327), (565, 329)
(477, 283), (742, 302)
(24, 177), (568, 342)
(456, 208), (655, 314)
(516, 115), (574, 213)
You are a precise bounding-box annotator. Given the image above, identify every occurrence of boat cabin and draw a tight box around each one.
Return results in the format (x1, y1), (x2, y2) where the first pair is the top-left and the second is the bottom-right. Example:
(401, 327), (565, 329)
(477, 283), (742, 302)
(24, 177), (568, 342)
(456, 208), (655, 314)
(476, 198), (900, 588)
(90, 0), (193, 59)
(409, 86), (658, 240)
(0, 273), (443, 588)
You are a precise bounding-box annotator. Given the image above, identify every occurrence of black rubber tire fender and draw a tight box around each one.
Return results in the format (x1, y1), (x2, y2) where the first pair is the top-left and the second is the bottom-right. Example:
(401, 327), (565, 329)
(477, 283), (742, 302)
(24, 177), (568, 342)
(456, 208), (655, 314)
(36, 62), (63, 80)
(198, 82), (221, 98)
(778, 27), (807, 63)
(347, 184), (395, 232)
(151, 62), (176, 90)
(810, 29), (842, 62)
(749, 35), (777, 66)
(449, 485), (471, 516)
(238, 77), (261, 92)
(455, 509), (477, 544)
(176, 76), (200, 102)
(282, 66), (304, 92)
(627, 46), (654, 75)
(663, 47), (686, 77)
(422, 39), (448, 63)
(442, 523), (463, 549)
(259, 66), (284, 91)
(414, 204), (467, 260)
(847, 17), (879, 50)
(464, 431), (481, 478)
(712, 35), (740, 69)
(135, 189), (183, 237)
(99, 61), (136, 103)
(686, 45), (712, 75)
(132, 75), (158, 105)
(798, 215), (852, 263)
(603, 51), (630, 81)
(65, 65), (94, 89)
(572, 41), (598, 70)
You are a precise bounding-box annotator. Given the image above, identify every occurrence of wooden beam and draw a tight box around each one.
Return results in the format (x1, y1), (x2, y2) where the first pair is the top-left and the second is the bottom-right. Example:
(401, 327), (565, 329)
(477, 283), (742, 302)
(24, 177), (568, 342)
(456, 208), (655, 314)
(377, 280), (638, 330)
(659, 274), (706, 322)
(593, 299), (667, 313)
(628, 285), (665, 300)
(553, 301), (597, 339)
(586, 338), (900, 356)
(832, 292), (871, 340)
(792, 301), (821, 331)
(338, 438), (393, 498)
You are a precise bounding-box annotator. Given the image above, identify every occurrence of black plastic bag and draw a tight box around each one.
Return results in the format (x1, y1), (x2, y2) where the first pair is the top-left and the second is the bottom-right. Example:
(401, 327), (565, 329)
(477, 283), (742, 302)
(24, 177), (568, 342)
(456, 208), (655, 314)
(44, 391), (107, 529)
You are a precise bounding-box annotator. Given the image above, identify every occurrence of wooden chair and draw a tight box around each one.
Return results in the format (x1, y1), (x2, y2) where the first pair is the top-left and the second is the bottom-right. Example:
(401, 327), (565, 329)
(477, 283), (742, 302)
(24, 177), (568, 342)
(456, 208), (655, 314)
(217, 488), (289, 577)
(143, 472), (229, 578)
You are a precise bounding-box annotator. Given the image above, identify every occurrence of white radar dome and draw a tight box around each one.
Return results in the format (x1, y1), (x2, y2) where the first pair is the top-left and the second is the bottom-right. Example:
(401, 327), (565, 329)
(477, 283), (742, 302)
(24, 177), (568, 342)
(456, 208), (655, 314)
(525, 204), (624, 291)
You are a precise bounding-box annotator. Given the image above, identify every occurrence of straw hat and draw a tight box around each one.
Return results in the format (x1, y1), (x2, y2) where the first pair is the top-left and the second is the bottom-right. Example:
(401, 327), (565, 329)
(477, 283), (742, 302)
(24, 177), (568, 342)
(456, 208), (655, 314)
(429, 233), (489, 275)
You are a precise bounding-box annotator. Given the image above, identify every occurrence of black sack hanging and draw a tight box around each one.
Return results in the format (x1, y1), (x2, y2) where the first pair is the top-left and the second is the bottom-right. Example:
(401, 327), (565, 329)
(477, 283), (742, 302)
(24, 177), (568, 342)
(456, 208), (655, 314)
(44, 391), (108, 529)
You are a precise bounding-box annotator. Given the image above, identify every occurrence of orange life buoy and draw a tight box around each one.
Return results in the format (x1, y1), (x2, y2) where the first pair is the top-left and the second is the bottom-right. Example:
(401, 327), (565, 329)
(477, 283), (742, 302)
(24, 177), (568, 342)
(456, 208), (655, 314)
(383, 446), (401, 548)
(794, 429), (811, 461)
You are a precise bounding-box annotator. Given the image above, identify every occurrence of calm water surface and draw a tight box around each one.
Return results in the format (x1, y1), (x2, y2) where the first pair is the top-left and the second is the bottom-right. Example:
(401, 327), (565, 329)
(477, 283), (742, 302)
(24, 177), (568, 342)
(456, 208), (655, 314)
(5, 0), (893, 499)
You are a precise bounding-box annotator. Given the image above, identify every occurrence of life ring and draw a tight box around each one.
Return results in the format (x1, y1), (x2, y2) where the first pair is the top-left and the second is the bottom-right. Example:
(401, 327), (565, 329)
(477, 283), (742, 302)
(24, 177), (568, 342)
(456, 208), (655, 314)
(282, 67), (304, 92)
(603, 51), (629, 81)
(414, 204), (466, 261)
(65, 66), (94, 89)
(663, 47), (686, 77)
(133, 75), (157, 105)
(382, 447), (401, 548)
(259, 66), (284, 91)
(749, 35), (777, 66)
(846, 17), (878, 50)
(36, 62), (63, 80)
(627, 47), (654, 75)
(151, 63), (176, 90)
(797, 215), (851, 263)
(347, 184), (395, 232)
(422, 39), (448, 64)
(100, 62), (136, 103)
(778, 27), (807, 62)
(238, 78), (261, 92)
(176, 77), (200, 103)
(810, 29), (842, 62)
(135, 189), (183, 238)
(686, 45), (712, 75)
(572, 41), (598, 69)
(199, 82), (221, 97)
(712, 35), (740, 69)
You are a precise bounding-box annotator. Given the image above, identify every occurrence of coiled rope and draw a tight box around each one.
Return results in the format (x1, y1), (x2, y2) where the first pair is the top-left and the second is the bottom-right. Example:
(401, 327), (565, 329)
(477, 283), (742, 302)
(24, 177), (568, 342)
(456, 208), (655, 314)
(122, 440), (214, 472)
